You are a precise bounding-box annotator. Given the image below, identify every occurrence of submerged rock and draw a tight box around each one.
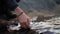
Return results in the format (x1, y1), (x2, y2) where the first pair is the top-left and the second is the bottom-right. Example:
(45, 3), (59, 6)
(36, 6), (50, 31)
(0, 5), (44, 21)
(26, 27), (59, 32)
(35, 15), (52, 22)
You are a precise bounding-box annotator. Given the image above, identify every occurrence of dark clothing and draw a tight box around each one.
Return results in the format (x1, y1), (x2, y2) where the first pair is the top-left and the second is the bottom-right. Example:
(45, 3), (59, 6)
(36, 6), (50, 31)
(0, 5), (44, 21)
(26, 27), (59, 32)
(2, 0), (18, 11)
(0, 0), (20, 20)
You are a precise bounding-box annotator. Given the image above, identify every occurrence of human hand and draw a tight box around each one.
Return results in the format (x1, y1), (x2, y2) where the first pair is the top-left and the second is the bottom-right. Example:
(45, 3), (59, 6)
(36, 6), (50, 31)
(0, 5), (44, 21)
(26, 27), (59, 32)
(18, 13), (30, 28)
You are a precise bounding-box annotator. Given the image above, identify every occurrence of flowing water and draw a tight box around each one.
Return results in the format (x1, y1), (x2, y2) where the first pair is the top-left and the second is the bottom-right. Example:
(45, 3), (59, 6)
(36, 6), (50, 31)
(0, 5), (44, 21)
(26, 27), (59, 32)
(9, 17), (60, 34)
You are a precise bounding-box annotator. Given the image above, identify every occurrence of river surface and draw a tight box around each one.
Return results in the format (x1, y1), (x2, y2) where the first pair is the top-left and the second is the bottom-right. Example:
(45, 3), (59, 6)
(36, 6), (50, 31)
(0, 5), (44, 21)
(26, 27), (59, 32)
(9, 17), (60, 34)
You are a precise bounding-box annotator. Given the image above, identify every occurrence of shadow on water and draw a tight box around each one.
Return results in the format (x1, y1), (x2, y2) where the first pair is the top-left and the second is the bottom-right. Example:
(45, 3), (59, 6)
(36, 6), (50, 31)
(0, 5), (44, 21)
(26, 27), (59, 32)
(0, 20), (39, 34)
(0, 27), (39, 34)
(0, 19), (55, 34)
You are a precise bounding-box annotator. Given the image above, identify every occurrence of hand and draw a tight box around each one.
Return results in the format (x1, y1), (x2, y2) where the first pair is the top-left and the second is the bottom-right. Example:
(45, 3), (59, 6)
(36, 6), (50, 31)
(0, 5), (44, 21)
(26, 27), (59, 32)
(18, 13), (30, 28)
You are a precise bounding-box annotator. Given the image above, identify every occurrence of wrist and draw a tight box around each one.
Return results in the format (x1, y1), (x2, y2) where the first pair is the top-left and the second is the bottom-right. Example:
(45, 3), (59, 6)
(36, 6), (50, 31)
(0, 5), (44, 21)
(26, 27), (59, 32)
(17, 12), (23, 17)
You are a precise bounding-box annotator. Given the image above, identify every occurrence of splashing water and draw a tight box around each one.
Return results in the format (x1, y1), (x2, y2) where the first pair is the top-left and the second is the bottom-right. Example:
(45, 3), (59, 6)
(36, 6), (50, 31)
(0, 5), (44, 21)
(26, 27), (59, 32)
(8, 17), (60, 34)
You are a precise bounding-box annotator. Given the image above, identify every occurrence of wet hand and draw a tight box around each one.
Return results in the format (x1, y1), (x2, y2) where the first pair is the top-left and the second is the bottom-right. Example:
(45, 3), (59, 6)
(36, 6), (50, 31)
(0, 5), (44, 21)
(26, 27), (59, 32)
(18, 13), (30, 28)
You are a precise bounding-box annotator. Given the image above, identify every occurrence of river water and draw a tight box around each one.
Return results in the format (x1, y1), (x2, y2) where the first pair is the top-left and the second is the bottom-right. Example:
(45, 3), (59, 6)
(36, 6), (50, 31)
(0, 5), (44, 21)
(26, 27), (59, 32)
(30, 17), (60, 34)
(9, 17), (60, 34)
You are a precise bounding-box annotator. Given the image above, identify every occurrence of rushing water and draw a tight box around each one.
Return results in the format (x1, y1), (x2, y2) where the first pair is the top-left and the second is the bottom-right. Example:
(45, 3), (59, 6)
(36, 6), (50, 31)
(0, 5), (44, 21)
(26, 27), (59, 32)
(9, 17), (60, 34)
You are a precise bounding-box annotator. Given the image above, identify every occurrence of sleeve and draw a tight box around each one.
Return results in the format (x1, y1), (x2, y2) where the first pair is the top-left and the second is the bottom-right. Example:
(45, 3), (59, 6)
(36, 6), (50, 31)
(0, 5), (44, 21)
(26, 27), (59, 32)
(3, 0), (18, 11)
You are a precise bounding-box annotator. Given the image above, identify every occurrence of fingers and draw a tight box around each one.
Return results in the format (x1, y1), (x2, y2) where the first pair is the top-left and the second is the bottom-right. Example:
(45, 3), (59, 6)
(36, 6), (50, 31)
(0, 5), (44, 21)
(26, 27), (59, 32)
(24, 18), (30, 27)
(20, 18), (30, 28)
(27, 19), (30, 27)
(20, 22), (26, 28)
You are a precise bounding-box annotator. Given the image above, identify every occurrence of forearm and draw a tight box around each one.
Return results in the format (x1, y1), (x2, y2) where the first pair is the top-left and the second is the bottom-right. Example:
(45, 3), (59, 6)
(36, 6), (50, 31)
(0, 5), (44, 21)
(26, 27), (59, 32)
(14, 7), (24, 16)
(14, 7), (30, 28)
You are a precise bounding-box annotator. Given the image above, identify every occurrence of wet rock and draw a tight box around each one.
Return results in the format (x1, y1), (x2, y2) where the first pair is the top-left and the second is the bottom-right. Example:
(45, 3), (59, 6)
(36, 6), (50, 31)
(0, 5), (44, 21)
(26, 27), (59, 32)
(36, 15), (44, 22)
(35, 15), (52, 22)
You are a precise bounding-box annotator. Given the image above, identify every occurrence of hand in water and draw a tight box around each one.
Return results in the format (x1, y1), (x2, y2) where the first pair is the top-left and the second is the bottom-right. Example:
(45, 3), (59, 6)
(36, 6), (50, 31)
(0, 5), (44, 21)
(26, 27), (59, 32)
(18, 13), (30, 28)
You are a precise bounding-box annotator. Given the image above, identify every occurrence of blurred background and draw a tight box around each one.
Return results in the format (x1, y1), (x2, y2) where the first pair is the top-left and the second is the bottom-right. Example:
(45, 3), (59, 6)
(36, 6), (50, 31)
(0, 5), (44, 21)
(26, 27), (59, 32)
(2, 0), (60, 34)
(1, 0), (60, 34)
(17, 0), (60, 34)
(18, 0), (60, 17)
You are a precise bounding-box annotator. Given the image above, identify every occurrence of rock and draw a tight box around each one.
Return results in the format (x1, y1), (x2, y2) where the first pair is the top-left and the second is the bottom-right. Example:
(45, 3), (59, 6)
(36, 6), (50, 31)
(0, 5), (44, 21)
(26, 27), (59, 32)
(35, 15), (52, 22)
(36, 15), (44, 22)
